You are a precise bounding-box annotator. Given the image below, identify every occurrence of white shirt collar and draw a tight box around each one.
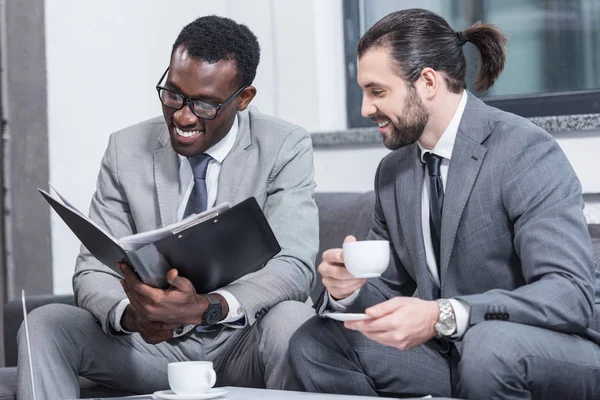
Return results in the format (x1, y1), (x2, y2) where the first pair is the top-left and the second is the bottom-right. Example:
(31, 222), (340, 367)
(418, 90), (467, 162)
(178, 115), (239, 164)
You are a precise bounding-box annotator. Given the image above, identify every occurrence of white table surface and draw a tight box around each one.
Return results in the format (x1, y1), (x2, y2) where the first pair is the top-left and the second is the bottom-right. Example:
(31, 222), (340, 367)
(93, 386), (452, 399)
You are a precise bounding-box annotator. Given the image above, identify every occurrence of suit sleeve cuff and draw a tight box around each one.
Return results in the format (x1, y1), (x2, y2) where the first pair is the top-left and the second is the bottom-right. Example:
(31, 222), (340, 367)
(448, 298), (470, 339)
(110, 298), (133, 334)
(212, 289), (245, 326)
(327, 289), (361, 312)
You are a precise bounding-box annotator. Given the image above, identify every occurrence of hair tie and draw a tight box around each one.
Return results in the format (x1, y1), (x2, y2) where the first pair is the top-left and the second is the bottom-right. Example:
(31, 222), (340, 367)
(456, 31), (468, 46)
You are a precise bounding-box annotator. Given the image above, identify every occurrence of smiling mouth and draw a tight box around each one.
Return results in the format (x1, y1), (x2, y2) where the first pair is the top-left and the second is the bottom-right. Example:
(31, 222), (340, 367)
(376, 120), (390, 128)
(175, 126), (204, 138)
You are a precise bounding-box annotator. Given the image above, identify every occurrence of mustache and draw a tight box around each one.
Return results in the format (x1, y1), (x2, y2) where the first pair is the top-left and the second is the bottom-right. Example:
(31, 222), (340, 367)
(370, 115), (390, 123)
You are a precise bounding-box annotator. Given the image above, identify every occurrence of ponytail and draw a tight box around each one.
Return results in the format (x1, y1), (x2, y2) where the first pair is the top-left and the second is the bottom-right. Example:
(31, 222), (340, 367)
(462, 22), (508, 92)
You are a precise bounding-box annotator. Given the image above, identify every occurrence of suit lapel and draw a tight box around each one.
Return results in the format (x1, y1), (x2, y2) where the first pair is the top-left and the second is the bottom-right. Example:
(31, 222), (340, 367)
(154, 126), (180, 227)
(439, 93), (490, 286)
(215, 109), (252, 205)
(395, 145), (439, 299)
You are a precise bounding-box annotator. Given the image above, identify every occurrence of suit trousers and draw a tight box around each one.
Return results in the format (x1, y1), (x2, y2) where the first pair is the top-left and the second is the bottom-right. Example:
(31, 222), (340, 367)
(290, 317), (600, 399)
(18, 301), (315, 400)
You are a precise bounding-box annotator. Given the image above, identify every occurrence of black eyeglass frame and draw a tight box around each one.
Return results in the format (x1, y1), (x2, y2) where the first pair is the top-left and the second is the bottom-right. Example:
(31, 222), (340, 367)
(155, 67), (246, 121)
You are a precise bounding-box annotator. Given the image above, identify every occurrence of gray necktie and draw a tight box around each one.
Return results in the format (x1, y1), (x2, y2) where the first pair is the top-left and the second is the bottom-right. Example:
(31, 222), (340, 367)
(184, 154), (212, 218)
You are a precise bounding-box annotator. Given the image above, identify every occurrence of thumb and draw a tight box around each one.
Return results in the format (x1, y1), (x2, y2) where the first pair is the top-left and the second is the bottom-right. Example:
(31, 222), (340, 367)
(166, 269), (191, 292)
(343, 235), (357, 244)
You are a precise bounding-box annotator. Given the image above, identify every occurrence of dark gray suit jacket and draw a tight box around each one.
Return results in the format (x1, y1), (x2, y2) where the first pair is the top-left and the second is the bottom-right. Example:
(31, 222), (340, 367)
(73, 106), (319, 334)
(321, 92), (600, 345)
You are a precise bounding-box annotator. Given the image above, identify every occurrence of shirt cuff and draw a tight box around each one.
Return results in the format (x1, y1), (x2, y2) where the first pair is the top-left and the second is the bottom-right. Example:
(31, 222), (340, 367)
(448, 298), (470, 339)
(111, 298), (134, 334)
(211, 289), (245, 325)
(327, 289), (361, 312)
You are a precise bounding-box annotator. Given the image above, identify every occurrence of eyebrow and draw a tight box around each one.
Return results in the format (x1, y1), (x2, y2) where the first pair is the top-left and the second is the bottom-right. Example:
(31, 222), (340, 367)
(363, 82), (387, 90)
(164, 80), (223, 103)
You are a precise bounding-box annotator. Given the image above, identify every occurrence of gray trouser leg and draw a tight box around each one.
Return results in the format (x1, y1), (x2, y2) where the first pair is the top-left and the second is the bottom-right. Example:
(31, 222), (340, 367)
(18, 301), (314, 399)
(289, 316), (451, 397)
(17, 303), (194, 400)
(204, 300), (315, 391)
(459, 321), (600, 400)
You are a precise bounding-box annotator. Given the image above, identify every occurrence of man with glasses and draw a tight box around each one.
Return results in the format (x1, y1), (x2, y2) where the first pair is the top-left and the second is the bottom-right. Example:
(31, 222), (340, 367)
(17, 16), (318, 399)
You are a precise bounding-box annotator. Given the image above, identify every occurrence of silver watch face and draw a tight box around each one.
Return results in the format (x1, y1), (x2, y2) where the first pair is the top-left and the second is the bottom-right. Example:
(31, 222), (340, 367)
(436, 320), (456, 336)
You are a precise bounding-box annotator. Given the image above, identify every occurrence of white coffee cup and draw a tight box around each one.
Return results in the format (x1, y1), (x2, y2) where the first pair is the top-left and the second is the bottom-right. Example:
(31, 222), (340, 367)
(343, 240), (390, 278)
(168, 361), (216, 395)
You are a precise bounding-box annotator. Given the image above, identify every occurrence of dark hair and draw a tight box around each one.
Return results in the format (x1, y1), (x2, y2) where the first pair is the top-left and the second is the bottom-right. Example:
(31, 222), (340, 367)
(172, 15), (261, 87)
(357, 9), (507, 93)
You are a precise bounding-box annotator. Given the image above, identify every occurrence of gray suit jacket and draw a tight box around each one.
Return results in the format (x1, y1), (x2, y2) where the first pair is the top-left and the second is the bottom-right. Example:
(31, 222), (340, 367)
(73, 106), (319, 334)
(322, 92), (600, 345)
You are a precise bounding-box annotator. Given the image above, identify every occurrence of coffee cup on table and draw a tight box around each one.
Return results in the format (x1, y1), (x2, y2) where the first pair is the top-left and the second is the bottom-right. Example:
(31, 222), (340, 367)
(168, 361), (216, 395)
(342, 240), (390, 278)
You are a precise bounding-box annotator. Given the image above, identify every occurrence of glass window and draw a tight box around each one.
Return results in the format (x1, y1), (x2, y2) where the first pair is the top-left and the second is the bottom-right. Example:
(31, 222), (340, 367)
(344, 0), (600, 126)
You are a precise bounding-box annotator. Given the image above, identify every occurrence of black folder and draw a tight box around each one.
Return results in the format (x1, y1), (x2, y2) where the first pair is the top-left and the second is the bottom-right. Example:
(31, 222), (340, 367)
(40, 189), (281, 293)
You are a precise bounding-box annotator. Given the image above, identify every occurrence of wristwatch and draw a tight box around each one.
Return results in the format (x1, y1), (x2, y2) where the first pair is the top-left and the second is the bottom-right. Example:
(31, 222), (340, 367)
(435, 299), (457, 338)
(201, 294), (223, 326)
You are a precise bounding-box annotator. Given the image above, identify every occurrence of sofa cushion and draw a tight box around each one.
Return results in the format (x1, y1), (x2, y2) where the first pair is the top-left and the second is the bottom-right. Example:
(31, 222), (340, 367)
(589, 224), (600, 239)
(311, 192), (376, 301)
(4, 295), (75, 368)
(592, 238), (600, 267)
(0, 367), (16, 400)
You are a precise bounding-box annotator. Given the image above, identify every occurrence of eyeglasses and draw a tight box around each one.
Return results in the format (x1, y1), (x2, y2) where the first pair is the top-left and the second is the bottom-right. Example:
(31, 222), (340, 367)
(155, 67), (246, 120)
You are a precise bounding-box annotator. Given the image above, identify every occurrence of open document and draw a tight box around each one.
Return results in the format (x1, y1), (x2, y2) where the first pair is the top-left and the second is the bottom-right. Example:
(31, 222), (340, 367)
(40, 185), (281, 292)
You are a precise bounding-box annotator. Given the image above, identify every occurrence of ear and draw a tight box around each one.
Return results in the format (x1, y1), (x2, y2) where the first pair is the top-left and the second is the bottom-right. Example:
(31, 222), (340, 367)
(418, 67), (438, 100)
(237, 86), (257, 111)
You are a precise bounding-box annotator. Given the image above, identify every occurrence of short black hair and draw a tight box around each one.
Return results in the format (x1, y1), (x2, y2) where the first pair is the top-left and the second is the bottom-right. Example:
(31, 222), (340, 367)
(172, 15), (261, 87)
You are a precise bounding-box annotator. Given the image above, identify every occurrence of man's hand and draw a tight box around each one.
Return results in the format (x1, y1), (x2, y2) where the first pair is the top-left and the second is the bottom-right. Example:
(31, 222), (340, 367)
(344, 297), (439, 350)
(121, 304), (180, 344)
(319, 235), (366, 300)
(119, 262), (228, 326)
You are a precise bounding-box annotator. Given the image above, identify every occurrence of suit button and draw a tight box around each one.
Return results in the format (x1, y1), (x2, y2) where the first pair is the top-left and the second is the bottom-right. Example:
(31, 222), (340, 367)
(255, 308), (269, 319)
(503, 313), (509, 320)
(485, 313), (491, 320)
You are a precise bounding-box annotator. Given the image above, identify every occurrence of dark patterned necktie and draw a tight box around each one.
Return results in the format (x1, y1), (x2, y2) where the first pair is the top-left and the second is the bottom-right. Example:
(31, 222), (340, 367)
(424, 152), (444, 275)
(183, 154), (212, 218)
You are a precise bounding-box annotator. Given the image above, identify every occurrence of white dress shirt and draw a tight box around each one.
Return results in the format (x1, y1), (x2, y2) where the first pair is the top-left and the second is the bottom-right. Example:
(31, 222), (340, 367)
(112, 116), (245, 333)
(330, 92), (471, 338)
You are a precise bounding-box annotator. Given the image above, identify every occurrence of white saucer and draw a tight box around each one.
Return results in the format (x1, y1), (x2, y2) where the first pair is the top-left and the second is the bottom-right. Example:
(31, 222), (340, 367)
(153, 388), (227, 400)
(323, 312), (371, 321)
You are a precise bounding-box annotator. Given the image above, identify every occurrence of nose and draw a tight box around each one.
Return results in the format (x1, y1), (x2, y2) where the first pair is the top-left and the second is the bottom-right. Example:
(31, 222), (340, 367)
(361, 95), (376, 119)
(173, 102), (199, 127)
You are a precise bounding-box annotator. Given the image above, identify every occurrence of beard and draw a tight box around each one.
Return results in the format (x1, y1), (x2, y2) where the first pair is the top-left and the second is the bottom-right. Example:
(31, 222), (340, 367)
(381, 85), (429, 150)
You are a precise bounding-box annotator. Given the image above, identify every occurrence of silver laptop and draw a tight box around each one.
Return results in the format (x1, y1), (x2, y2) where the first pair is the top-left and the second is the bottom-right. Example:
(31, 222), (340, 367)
(21, 290), (38, 400)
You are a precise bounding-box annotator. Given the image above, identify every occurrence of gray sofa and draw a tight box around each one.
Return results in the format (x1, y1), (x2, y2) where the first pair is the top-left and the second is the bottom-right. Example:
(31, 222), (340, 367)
(1, 191), (599, 399)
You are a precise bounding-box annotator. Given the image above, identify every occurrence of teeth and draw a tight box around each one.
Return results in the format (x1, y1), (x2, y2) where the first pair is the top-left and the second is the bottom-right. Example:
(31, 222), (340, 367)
(176, 127), (202, 138)
(378, 120), (390, 128)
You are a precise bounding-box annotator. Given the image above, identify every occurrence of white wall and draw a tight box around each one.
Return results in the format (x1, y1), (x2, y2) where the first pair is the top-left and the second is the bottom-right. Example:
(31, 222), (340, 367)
(45, 0), (346, 294)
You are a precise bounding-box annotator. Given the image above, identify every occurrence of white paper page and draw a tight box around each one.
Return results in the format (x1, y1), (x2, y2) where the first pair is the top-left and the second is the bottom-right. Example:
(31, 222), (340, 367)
(119, 202), (231, 251)
(48, 183), (87, 218)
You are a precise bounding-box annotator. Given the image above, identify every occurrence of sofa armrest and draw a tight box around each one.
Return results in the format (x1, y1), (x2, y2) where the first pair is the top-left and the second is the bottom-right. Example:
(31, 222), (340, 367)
(3, 294), (75, 366)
